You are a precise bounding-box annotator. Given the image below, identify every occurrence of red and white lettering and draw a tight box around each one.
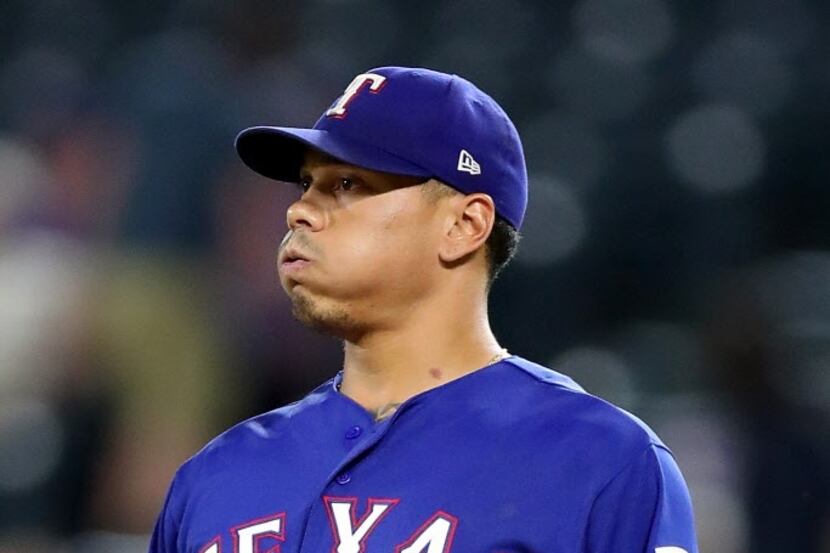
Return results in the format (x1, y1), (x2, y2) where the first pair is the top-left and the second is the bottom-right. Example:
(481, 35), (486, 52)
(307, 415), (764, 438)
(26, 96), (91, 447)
(232, 512), (285, 553)
(197, 503), (461, 553)
(325, 73), (387, 118)
(395, 511), (458, 553)
(324, 496), (399, 553)
(199, 537), (221, 553)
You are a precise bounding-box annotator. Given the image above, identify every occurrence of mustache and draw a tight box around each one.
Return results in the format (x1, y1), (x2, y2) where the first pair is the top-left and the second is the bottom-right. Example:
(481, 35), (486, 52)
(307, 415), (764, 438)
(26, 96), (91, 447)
(279, 230), (320, 257)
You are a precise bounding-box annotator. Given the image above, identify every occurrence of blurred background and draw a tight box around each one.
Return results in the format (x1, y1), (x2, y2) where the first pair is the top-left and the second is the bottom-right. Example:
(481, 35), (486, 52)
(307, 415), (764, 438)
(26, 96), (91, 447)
(1, 0), (828, 551)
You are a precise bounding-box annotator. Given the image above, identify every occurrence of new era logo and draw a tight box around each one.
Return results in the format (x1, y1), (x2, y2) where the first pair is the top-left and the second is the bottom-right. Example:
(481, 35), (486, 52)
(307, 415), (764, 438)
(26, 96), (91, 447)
(457, 149), (481, 175)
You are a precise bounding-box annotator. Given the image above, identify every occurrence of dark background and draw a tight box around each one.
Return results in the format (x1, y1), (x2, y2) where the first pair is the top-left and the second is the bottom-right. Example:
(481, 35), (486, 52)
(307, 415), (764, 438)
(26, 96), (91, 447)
(0, 0), (828, 551)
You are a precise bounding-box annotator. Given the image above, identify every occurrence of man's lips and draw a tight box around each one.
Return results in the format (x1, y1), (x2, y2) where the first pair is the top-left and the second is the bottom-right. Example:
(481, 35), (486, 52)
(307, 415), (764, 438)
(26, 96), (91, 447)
(281, 259), (311, 275)
(279, 248), (313, 274)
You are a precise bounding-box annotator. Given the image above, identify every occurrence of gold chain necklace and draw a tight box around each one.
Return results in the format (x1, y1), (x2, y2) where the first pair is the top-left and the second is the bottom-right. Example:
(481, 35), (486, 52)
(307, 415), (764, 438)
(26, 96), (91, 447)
(486, 348), (510, 365)
(335, 349), (510, 392)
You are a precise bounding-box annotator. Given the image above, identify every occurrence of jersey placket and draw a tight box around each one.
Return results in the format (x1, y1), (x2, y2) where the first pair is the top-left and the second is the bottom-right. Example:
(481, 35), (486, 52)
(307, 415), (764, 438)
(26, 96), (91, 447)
(296, 397), (414, 552)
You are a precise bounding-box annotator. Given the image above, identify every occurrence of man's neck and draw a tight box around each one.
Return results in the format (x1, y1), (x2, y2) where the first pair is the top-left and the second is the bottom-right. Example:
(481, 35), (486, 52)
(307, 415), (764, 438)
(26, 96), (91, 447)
(338, 296), (505, 418)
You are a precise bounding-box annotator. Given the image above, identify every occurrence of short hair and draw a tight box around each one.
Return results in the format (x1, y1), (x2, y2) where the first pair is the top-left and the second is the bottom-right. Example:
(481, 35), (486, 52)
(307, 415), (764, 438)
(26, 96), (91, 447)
(484, 216), (520, 286)
(421, 180), (520, 288)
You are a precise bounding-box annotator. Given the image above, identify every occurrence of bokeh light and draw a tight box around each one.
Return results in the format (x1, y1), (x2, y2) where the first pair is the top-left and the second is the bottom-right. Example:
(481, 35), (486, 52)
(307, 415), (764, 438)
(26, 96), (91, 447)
(573, 0), (675, 64)
(521, 110), (608, 190)
(666, 104), (766, 194)
(0, 398), (65, 493)
(551, 345), (638, 409)
(0, 136), (48, 226)
(515, 174), (587, 266)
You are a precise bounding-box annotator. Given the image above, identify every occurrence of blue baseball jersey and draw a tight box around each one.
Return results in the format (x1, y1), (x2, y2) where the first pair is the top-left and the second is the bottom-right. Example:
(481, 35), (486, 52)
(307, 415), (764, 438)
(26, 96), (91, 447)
(149, 356), (698, 553)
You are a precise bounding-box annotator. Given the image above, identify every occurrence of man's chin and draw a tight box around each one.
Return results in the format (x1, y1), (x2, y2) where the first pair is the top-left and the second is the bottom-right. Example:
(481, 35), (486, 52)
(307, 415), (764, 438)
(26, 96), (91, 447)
(288, 289), (363, 339)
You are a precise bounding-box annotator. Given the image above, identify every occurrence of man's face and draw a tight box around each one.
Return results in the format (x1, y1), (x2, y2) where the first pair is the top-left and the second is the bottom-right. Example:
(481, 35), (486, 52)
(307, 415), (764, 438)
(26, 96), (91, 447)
(277, 149), (445, 339)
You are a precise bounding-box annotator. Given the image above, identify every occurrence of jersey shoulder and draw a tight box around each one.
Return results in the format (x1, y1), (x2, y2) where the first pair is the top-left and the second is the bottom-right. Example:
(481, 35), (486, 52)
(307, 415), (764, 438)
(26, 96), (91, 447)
(502, 356), (666, 453)
(174, 378), (335, 481)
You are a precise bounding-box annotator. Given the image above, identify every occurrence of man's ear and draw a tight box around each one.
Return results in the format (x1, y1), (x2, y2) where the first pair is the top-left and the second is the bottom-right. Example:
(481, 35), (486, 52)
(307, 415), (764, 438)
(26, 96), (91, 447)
(438, 193), (496, 264)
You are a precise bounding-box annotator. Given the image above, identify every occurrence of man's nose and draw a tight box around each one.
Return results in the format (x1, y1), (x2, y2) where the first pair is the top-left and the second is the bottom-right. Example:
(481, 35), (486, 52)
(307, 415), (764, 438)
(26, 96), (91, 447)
(286, 196), (324, 231)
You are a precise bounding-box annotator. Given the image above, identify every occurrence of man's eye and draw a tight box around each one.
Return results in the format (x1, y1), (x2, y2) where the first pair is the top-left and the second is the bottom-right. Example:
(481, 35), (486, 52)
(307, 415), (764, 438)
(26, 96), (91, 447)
(298, 178), (311, 193)
(339, 178), (355, 192)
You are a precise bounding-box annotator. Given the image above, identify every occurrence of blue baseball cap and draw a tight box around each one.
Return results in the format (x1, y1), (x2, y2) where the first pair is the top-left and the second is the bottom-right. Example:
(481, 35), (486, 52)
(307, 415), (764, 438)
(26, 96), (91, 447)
(235, 66), (528, 229)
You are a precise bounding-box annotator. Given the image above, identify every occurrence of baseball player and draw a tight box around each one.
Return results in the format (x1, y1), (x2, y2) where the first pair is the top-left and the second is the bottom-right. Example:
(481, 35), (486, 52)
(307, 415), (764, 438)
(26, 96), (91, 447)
(150, 66), (698, 553)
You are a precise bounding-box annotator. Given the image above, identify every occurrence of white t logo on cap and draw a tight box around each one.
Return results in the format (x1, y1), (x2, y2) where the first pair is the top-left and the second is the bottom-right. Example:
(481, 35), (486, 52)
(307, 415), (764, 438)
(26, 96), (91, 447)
(457, 149), (481, 175)
(326, 73), (387, 118)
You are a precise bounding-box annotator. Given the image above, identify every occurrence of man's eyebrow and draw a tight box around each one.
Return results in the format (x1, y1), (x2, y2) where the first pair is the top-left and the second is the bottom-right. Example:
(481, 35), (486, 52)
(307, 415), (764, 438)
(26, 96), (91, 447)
(298, 159), (352, 175)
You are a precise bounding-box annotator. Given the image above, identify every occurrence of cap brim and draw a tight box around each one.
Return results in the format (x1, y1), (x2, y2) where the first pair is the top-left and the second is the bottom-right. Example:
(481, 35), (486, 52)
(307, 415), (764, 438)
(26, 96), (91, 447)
(235, 126), (432, 183)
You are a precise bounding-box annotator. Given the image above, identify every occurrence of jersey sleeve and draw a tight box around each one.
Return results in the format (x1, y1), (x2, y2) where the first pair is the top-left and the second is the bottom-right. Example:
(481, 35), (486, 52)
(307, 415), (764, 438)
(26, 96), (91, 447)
(148, 468), (186, 553)
(586, 443), (698, 553)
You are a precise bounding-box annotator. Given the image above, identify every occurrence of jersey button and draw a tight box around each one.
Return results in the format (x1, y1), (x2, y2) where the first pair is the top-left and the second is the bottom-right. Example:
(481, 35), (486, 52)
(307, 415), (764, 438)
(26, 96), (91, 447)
(336, 472), (351, 485)
(345, 425), (362, 439)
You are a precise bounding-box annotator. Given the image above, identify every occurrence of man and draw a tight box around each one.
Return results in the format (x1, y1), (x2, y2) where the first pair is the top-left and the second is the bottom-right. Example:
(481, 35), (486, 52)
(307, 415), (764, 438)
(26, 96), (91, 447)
(150, 67), (698, 553)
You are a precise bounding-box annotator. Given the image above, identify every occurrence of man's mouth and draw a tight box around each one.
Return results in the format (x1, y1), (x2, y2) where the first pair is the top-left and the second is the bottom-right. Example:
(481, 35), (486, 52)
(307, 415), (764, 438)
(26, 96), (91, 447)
(281, 259), (311, 274)
(280, 249), (312, 274)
